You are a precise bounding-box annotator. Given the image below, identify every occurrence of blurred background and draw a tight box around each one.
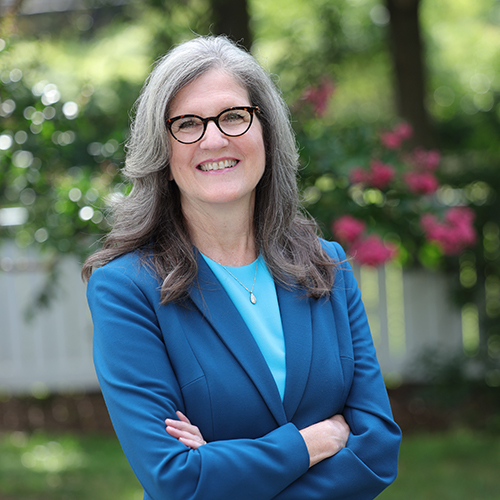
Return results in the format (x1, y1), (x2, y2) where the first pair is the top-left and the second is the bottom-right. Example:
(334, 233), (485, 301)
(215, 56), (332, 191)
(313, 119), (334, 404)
(1, 0), (500, 498)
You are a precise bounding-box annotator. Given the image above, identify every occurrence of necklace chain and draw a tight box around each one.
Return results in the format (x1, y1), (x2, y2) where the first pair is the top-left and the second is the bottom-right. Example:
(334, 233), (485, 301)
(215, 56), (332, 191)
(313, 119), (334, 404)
(219, 259), (259, 305)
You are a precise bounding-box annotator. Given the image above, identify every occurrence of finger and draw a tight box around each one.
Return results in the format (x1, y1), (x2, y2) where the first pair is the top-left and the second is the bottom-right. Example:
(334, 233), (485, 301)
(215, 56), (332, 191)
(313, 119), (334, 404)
(330, 414), (346, 424)
(166, 424), (204, 442)
(330, 415), (350, 432)
(165, 421), (204, 441)
(165, 422), (203, 443)
(176, 411), (191, 424)
(179, 437), (206, 450)
(164, 418), (195, 431)
(166, 426), (206, 449)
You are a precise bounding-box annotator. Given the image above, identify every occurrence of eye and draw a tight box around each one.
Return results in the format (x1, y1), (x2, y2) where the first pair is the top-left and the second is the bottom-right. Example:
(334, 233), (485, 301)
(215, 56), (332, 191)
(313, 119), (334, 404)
(221, 111), (247, 124)
(176, 117), (202, 130)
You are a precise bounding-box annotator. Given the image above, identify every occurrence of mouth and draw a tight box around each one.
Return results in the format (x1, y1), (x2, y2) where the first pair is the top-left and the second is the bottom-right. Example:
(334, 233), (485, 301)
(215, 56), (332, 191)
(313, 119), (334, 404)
(197, 159), (238, 172)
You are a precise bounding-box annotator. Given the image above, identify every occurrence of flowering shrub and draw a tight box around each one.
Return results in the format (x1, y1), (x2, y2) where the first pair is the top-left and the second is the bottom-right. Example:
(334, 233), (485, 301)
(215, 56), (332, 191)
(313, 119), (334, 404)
(380, 122), (413, 150)
(349, 235), (398, 267)
(332, 215), (396, 266)
(324, 122), (478, 267)
(404, 171), (439, 195)
(421, 207), (477, 256)
(301, 77), (336, 117)
(349, 159), (396, 190)
(402, 147), (441, 195)
(331, 215), (366, 243)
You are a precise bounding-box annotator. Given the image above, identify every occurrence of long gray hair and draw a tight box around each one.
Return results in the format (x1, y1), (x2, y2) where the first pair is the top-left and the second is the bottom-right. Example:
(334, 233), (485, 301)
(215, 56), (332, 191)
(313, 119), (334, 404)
(82, 36), (335, 302)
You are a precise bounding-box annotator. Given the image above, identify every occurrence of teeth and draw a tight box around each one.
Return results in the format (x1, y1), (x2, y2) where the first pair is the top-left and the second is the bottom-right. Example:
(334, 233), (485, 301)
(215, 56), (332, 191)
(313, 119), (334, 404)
(199, 159), (237, 171)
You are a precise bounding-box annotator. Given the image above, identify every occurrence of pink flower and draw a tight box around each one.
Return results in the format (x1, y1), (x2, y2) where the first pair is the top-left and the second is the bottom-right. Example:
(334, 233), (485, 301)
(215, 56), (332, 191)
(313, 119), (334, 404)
(380, 122), (413, 150)
(445, 207), (477, 247)
(445, 206), (475, 228)
(350, 235), (397, 267)
(369, 160), (396, 190)
(404, 171), (439, 195)
(302, 77), (336, 117)
(348, 161), (395, 189)
(420, 207), (477, 255)
(410, 147), (441, 171)
(332, 215), (366, 243)
(394, 122), (413, 141)
(349, 166), (369, 184)
(380, 131), (402, 150)
(420, 213), (439, 234)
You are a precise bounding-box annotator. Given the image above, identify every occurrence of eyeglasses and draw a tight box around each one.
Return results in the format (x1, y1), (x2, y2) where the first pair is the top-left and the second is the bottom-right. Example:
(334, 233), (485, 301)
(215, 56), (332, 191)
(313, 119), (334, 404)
(166, 106), (260, 144)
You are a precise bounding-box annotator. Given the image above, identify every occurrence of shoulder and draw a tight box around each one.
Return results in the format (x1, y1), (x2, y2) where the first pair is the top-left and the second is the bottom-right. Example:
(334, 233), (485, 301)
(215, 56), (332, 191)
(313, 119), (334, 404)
(319, 239), (352, 282)
(318, 239), (357, 295)
(319, 238), (348, 262)
(88, 250), (161, 292)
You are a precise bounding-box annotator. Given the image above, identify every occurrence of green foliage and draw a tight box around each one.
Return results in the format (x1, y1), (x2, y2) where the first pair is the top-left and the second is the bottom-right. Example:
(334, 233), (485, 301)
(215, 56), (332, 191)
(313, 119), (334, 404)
(421, 0), (500, 151)
(252, 0), (393, 118)
(0, 36), (140, 261)
(124, 0), (214, 58)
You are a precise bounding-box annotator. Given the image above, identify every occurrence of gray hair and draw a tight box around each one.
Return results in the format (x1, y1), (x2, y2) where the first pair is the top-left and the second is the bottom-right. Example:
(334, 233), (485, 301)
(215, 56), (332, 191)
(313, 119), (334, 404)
(83, 36), (335, 301)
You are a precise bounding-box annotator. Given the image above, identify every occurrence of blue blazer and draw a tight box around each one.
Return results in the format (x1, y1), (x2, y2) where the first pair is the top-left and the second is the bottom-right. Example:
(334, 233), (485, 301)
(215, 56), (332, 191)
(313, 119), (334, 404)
(87, 240), (401, 500)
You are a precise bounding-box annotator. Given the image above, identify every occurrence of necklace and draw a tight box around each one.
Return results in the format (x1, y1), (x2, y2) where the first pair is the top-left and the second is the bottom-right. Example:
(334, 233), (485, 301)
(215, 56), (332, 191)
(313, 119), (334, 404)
(219, 258), (259, 304)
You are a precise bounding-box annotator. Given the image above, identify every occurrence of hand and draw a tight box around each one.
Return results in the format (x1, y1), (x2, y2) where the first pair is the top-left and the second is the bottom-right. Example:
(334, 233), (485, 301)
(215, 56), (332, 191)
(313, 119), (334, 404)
(299, 414), (350, 468)
(165, 411), (207, 449)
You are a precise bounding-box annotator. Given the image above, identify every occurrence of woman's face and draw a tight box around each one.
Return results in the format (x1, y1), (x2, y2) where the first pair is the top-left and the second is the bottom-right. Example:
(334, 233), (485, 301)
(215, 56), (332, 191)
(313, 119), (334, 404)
(168, 69), (266, 216)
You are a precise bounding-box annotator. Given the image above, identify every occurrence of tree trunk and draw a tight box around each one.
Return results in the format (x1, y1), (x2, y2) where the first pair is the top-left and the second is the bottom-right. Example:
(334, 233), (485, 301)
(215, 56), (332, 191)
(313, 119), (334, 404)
(210, 0), (252, 50)
(386, 0), (434, 147)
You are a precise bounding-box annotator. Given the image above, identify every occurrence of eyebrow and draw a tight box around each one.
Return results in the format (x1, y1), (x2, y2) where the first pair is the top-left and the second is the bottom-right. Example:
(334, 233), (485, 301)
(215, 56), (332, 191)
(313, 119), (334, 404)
(167, 105), (255, 120)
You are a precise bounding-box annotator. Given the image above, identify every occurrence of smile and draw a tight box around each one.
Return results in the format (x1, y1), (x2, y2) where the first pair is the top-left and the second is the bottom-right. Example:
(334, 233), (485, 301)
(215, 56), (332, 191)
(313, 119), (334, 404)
(198, 159), (238, 171)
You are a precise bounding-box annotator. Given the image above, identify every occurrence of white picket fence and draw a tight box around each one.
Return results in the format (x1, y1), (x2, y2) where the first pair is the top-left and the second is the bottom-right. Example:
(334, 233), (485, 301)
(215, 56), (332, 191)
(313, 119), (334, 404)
(0, 244), (470, 396)
(0, 244), (96, 396)
(351, 264), (466, 384)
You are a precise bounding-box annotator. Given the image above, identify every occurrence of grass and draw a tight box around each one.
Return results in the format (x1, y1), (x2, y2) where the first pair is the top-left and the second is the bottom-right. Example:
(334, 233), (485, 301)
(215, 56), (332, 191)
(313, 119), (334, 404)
(379, 429), (500, 500)
(1, 429), (499, 499)
(0, 431), (142, 500)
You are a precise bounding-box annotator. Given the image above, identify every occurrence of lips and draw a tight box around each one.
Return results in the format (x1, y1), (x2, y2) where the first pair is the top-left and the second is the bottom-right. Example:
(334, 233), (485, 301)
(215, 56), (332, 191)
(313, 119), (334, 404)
(197, 159), (238, 171)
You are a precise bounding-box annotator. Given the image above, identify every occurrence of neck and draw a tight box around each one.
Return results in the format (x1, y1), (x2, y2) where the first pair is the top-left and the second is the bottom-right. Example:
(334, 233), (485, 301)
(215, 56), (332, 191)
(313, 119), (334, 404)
(183, 198), (258, 266)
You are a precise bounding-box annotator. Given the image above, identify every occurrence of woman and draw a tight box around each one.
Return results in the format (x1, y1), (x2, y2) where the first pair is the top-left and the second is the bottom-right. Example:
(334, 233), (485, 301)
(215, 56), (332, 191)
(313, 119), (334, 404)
(83, 36), (401, 500)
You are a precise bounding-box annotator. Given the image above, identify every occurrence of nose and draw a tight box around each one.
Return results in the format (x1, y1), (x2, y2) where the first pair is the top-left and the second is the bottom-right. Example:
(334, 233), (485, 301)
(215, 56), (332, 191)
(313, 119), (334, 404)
(200, 121), (229, 150)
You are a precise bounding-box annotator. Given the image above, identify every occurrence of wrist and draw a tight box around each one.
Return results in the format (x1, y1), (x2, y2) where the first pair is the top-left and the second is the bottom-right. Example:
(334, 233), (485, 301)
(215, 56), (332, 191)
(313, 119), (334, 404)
(299, 422), (332, 468)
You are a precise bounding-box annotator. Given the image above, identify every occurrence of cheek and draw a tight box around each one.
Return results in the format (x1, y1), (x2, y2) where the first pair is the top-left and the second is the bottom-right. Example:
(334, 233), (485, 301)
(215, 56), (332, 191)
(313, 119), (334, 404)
(255, 137), (266, 173)
(168, 143), (189, 179)
(253, 124), (266, 166)
(244, 123), (265, 161)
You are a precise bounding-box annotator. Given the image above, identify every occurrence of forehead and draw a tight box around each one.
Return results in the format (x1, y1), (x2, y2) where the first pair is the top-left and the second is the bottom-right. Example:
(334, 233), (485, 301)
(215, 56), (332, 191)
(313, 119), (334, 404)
(170, 69), (250, 116)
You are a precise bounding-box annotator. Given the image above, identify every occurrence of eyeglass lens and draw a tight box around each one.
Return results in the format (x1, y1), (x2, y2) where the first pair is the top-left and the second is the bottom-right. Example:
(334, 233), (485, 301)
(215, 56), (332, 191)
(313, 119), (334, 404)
(170, 108), (254, 144)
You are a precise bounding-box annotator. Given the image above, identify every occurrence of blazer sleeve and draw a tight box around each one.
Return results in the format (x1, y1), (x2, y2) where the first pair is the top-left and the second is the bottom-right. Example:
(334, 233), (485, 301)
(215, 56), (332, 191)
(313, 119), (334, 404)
(271, 241), (401, 499)
(88, 263), (310, 500)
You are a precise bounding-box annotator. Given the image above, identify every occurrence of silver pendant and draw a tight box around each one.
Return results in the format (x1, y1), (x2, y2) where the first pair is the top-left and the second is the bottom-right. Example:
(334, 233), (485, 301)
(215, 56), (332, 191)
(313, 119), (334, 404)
(250, 292), (257, 304)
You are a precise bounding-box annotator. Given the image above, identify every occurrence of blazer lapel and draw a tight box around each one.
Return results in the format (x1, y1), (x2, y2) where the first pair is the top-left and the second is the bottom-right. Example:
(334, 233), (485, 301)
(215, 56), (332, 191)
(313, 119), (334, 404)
(187, 252), (287, 426)
(276, 283), (313, 421)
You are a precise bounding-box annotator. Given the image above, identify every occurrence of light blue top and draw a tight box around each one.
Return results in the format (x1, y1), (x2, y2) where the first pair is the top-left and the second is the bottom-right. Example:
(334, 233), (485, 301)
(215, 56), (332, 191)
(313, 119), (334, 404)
(201, 253), (286, 400)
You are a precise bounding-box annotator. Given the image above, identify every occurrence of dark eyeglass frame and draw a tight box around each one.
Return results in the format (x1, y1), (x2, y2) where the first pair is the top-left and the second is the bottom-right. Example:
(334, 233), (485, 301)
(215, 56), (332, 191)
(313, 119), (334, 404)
(166, 106), (261, 144)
